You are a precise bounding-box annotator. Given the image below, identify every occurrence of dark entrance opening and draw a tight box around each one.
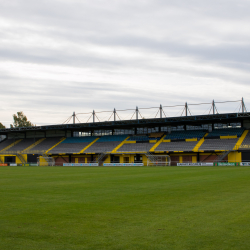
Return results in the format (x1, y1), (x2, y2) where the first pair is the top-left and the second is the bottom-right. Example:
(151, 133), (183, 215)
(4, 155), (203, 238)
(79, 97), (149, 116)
(27, 154), (39, 163)
(241, 151), (250, 161)
(5, 156), (15, 163)
(111, 155), (120, 163)
(134, 154), (142, 163)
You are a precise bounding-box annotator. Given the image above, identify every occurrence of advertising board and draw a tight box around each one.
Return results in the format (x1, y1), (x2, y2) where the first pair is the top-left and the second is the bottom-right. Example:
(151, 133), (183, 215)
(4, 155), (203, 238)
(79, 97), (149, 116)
(63, 163), (99, 166)
(240, 162), (250, 166)
(177, 163), (213, 166)
(213, 162), (240, 166)
(103, 163), (144, 166)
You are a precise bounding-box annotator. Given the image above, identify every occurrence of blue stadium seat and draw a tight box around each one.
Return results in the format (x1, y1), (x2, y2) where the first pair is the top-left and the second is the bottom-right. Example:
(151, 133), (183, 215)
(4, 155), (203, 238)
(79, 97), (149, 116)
(97, 135), (128, 142)
(206, 128), (244, 138)
(62, 136), (97, 143)
(127, 135), (149, 142)
(164, 130), (206, 140)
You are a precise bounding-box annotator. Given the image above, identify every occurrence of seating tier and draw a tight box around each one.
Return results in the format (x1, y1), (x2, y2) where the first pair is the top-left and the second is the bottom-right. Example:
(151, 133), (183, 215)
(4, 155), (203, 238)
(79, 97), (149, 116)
(240, 131), (250, 149)
(5, 139), (40, 152)
(32, 137), (63, 152)
(49, 142), (91, 154)
(97, 135), (128, 142)
(62, 137), (98, 143)
(199, 138), (238, 151)
(164, 130), (205, 140)
(127, 135), (149, 142)
(117, 143), (153, 152)
(85, 142), (120, 153)
(0, 139), (16, 151)
(206, 128), (244, 138)
(155, 141), (198, 152)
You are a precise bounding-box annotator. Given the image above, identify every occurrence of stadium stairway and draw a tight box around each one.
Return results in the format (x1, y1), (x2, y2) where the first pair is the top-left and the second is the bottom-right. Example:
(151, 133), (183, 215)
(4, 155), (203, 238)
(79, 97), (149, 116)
(16, 153), (27, 164)
(214, 150), (233, 162)
(46, 137), (66, 154)
(233, 130), (249, 150)
(193, 133), (208, 152)
(0, 139), (22, 152)
(111, 136), (130, 153)
(22, 138), (46, 153)
(149, 135), (166, 152)
(79, 137), (100, 153)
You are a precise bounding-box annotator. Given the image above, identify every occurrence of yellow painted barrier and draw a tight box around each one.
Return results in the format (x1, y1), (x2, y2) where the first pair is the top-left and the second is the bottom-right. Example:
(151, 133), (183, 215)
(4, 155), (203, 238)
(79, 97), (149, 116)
(234, 130), (248, 150)
(111, 136), (130, 153)
(193, 133), (208, 152)
(45, 137), (66, 154)
(79, 137), (100, 153)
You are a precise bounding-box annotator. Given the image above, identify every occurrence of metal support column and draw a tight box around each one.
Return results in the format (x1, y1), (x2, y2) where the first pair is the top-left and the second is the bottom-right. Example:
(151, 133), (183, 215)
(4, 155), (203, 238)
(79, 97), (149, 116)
(93, 110), (95, 123)
(242, 97), (246, 113)
(73, 112), (75, 124)
(160, 104), (162, 118)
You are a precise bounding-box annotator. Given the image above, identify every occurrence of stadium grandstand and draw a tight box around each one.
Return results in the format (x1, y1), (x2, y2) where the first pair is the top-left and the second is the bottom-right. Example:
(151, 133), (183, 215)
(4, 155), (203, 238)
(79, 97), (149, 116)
(1, 98), (250, 166)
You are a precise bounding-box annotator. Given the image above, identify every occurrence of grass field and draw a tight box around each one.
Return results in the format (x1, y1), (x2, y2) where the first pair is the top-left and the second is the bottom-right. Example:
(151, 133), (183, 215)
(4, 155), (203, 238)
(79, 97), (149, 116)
(0, 166), (250, 250)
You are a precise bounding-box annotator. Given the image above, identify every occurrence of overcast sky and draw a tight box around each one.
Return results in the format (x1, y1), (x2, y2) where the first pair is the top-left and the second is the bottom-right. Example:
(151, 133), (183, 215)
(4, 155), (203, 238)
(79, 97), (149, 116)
(1, 0), (250, 127)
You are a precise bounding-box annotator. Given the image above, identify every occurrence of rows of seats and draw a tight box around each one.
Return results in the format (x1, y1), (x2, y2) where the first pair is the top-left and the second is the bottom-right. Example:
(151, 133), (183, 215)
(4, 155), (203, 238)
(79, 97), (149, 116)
(199, 138), (238, 151)
(49, 142), (91, 154)
(238, 131), (250, 149)
(1, 138), (40, 152)
(0, 127), (245, 155)
(97, 135), (128, 142)
(62, 136), (98, 143)
(0, 138), (64, 153)
(0, 139), (16, 151)
(164, 130), (206, 140)
(127, 135), (149, 142)
(84, 135), (128, 153)
(155, 141), (198, 152)
(49, 137), (98, 154)
(206, 128), (244, 138)
(31, 137), (63, 152)
(117, 143), (153, 152)
(85, 142), (120, 153)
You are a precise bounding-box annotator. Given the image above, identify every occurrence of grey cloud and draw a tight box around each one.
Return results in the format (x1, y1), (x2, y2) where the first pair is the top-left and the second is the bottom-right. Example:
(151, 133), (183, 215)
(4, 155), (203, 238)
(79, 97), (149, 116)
(1, 0), (250, 68)
(1, 0), (250, 125)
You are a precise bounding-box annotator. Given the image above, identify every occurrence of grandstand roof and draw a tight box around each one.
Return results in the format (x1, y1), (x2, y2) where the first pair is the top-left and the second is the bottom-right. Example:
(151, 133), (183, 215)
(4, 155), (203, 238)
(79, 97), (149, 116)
(0, 112), (250, 135)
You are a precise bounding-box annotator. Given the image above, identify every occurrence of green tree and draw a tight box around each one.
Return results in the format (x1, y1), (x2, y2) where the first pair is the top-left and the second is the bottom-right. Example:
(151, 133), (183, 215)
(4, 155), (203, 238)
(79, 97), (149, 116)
(0, 122), (5, 129)
(10, 111), (34, 128)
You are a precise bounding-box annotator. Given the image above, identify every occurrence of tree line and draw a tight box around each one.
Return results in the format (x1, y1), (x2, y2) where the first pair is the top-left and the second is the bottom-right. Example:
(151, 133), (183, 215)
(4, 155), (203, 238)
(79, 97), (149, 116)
(0, 112), (34, 129)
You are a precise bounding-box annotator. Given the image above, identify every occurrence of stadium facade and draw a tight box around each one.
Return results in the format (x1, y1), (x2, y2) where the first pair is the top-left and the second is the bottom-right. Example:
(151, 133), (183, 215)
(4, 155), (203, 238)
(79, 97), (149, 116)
(1, 100), (250, 166)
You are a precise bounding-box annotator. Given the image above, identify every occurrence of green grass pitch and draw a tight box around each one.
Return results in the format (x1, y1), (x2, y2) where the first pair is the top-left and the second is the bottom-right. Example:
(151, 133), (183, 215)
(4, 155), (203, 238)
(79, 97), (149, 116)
(0, 166), (250, 250)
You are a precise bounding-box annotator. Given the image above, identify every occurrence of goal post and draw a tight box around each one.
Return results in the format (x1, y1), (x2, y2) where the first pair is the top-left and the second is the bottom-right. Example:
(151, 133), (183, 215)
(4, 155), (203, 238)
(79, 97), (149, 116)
(147, 155), (171, 166)
(37, 156), (55, 166)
